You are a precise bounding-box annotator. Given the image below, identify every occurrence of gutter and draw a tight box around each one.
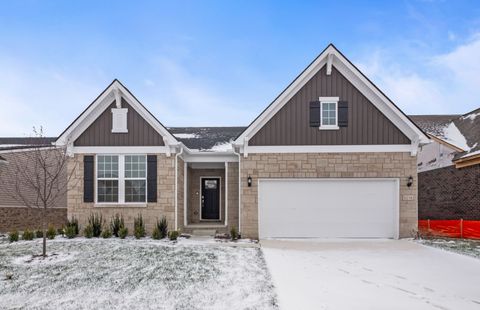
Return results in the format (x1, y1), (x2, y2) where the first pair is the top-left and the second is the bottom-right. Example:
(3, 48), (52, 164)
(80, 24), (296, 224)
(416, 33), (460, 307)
(174, 145), (184, 231)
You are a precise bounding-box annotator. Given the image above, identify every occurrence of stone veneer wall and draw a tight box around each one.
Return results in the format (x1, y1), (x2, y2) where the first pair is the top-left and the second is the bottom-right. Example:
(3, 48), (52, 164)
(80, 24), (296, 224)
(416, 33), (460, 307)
(176, 157), (185, 230)
(0, 207), (67, 232)
(67, 154), (175, 235)
(240, 152), (418, 239)
(227, 162), (239, 232)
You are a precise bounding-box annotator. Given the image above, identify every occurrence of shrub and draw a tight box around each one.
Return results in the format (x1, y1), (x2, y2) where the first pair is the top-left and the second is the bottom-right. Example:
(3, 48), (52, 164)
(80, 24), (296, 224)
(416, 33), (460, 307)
(152, 226), (161, 240)
(230, 226), (238, 241)
(64, 217), (79, 239)
(9, 230), (19, 242)
(46, 225), (56, 240)
(118, 227), (128, 239)
(22, 229), (34, 241)
(168, 230), (179, 241)
(88, 213), (103, 237)
(65, 225), (77, 239)
(110, 214), (124, 237)
(101, 228), (112, 238)
(57, 227), (64, 236)
(36, 229), (43, 238)
(84, 225), (93, 238)
(158, 216), (168, 239)
(134, 214), (145, 239)
(67, 216), (79, 235)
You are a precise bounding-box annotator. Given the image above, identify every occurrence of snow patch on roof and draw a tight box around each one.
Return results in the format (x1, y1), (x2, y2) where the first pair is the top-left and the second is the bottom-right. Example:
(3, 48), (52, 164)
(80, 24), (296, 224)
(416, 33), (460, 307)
(172, 133), (199, 139)
(443, 122), (470, 151)
(209, 142), (232, 152)
(461, 149), (480, 159)
(461, 111), (480, 121)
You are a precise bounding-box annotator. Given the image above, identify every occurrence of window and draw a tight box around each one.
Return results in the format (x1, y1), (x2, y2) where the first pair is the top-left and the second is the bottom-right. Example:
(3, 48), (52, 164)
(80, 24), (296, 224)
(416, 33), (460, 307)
(97, 155), (119, 203)
(124, 155), (146, 203)
(319, 97), (339, 129)
(96, 155), (147, 204)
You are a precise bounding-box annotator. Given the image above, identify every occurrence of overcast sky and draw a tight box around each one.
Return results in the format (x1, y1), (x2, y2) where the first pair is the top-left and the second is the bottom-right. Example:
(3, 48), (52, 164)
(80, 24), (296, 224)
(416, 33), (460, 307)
(0, 0), (479, 136)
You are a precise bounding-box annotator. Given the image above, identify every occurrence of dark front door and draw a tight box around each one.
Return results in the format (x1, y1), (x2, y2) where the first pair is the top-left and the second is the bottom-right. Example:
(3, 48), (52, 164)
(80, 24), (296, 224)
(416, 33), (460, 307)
(201, 177), (220, 220)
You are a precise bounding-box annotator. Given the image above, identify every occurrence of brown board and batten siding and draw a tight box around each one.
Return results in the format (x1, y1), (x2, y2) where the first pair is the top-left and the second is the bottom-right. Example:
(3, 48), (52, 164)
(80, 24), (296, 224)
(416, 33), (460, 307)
(249, 65), (411, 146)
(74, 98), (164, 146)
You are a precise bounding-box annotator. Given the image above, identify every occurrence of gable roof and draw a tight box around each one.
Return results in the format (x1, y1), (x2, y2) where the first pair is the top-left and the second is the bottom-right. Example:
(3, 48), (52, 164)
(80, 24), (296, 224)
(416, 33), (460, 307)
(169, 127), (245, 151)
(55, 79), (179, 147)
(234, 44), (429, 146)
(410, 107), (480, 160)
(0, 137), (56, 151)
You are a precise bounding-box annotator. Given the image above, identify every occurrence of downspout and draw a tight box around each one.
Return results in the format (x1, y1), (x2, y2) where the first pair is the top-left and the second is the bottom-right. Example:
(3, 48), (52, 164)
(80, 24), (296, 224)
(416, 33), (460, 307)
(174, 145), (184, 231)
(233, 147), (242, 236)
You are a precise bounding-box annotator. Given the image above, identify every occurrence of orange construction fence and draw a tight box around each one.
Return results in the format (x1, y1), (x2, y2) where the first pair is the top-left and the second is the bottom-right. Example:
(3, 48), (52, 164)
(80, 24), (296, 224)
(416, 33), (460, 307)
(418, 219), (480, 239)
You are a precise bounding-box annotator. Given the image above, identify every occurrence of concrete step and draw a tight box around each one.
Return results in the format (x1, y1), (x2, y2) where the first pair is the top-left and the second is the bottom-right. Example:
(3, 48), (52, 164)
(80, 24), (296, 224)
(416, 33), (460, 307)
(191, 229), (217, 237)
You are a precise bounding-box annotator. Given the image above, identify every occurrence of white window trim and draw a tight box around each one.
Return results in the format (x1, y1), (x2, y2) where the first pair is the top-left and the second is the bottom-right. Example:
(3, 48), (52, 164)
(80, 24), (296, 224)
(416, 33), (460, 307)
(319, 96), (339, 130)
(95, 154), (147, 205)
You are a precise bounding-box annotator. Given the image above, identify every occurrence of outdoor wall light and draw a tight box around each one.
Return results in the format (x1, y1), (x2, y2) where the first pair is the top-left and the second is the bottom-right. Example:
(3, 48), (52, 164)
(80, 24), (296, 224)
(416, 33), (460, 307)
(247, 176), (252, 187)
(407, 176), (413, 187)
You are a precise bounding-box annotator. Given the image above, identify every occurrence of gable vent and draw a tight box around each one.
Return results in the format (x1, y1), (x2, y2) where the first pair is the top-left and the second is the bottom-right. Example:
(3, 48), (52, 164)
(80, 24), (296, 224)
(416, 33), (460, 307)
(111, 88), (128, 133)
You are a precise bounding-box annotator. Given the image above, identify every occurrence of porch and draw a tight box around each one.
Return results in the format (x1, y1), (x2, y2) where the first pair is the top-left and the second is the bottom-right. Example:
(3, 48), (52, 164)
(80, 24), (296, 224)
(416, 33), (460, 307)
(179, 156), (239, 236)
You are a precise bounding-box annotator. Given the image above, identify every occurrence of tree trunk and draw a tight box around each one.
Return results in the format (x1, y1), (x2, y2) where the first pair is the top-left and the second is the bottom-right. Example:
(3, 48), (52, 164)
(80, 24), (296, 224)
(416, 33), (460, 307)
(42, 206), (47, 257)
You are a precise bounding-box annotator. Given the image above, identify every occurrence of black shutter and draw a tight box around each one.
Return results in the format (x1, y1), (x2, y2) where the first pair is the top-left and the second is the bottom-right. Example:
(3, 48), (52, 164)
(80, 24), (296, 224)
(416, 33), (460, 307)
(309, 101), (321, 127)
(83, 156), (94, 203)
(338, 101), (348, 127)
(147, 155), (157, 202)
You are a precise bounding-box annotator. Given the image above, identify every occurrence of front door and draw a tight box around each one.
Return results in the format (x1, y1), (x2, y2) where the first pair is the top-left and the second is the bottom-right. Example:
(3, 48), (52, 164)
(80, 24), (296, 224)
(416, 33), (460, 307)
(201, 177), (220, 220)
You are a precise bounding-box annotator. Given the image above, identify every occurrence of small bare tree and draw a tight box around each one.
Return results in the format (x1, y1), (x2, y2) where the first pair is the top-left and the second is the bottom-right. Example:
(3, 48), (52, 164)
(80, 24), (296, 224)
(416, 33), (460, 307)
(6, 127), (76, 257)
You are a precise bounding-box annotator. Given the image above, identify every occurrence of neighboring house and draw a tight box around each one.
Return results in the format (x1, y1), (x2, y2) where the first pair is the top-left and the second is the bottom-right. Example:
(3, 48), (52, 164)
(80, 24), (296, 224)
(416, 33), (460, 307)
(53, 44), (428, 239)
(411, 109), (480, 220)
(0, 138), (67, 232)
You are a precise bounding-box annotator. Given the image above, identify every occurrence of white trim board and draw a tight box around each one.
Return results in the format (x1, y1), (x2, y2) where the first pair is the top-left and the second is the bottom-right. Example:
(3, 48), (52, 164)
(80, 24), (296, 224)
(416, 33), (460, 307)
(234, 44), (429, 148)
(72, 146), (169, 154)
(243, 144), (415, 154)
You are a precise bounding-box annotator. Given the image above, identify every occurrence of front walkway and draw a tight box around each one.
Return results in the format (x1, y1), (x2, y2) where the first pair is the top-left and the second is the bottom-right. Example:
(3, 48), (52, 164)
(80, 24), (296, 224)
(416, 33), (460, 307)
(262, 239), (480, 310)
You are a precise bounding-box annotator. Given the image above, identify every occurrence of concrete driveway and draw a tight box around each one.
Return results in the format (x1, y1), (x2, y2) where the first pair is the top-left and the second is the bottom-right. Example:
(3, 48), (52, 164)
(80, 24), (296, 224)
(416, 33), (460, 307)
(261, 239), (480, 310)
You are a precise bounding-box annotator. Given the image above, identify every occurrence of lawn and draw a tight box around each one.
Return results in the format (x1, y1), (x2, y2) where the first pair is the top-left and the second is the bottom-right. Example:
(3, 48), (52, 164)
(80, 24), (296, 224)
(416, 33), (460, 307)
(416, 237), (480, 259)
(0, 237), (278, 310)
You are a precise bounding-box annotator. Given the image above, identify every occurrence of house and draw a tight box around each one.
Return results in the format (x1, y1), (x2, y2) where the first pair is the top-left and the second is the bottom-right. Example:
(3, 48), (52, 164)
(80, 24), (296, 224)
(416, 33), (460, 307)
(55, 44), (428, 239)
(411, 109), (480, 221)
(0, 138), (67, 232)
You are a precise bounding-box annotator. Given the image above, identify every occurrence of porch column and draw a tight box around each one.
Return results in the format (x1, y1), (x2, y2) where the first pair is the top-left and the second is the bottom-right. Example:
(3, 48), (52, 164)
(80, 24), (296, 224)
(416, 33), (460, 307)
(224, 161), (228, 226)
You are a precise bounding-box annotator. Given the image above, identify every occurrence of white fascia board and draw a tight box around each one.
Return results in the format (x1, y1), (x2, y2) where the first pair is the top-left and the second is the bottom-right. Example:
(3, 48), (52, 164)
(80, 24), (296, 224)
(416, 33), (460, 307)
(55, 87), (116, 146)
(234, 48), (331, 145)
(55, 80), (179, 147)
(330, 53), (429, 144)
(245, 144), (414, 154)
(116, 82), (178, 145)
(234, 45), (429, 147)
(72, 146), (169, 154)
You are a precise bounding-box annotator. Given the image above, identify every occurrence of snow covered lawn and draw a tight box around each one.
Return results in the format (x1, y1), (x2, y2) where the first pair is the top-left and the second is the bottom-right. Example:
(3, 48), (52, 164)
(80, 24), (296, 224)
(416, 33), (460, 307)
(262, 239), (480, 310)
(417, 237), (480, 259)
(0, 237), (277, 310)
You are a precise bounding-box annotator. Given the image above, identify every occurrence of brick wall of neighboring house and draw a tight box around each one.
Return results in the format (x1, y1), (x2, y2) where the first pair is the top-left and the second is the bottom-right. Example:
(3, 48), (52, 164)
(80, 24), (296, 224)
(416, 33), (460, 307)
(419, 164), (480, 220)
(67, 154), (176, 235)
(240, 152), (418, 239)
(0, 207), (67, 232)
(0, 149), (68, 232)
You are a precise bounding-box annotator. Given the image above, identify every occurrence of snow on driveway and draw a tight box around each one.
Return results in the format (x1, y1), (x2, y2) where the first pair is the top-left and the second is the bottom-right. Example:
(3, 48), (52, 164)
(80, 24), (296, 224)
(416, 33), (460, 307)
(262, 239), (480, 310)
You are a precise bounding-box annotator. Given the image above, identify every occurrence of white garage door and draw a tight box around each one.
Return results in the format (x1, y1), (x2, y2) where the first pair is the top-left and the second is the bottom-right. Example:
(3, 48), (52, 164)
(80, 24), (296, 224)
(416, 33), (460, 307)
(258, 179), (399, 239)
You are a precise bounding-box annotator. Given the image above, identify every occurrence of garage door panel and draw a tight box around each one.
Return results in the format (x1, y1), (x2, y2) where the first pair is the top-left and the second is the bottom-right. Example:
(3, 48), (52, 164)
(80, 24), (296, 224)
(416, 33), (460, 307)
(258, 179), (398, 238)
